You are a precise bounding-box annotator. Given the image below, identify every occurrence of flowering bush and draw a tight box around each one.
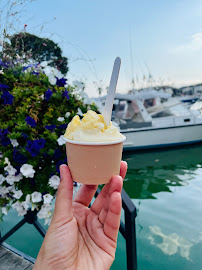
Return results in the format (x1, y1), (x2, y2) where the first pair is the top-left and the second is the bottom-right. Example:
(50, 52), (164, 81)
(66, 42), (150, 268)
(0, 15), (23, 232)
(0, 58), (97, 224)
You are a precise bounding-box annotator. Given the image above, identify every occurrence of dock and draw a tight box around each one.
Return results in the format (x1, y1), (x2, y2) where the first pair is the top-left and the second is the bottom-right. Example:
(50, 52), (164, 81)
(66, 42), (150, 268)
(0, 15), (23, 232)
(0, 243), (34, 270)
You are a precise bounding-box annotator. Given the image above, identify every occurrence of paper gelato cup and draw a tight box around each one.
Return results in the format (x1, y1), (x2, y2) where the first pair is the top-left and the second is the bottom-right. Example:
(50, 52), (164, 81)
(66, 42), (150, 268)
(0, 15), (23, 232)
(63, 136), (126, 185)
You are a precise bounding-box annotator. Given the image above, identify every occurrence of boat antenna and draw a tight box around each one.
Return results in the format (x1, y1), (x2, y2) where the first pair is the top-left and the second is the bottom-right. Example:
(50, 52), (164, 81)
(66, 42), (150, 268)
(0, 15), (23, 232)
(129, 31), (135, 90)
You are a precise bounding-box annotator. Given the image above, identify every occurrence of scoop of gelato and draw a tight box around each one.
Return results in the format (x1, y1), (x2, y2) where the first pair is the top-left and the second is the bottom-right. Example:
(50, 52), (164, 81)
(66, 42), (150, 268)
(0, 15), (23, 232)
(64, 110), (124, 142)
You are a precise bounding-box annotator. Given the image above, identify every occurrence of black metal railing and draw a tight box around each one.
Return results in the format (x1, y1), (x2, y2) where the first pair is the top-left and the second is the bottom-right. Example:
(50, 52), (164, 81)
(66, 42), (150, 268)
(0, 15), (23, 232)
(0, 209), (46, 244)
(0, 188), (137, 270)
(95, 188), (137, 270)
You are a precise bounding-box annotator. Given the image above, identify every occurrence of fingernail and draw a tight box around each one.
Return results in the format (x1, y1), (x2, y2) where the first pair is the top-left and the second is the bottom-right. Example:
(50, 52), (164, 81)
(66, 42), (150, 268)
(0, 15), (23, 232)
(59, 164), (66, 180)
(123, 161), (128, 167)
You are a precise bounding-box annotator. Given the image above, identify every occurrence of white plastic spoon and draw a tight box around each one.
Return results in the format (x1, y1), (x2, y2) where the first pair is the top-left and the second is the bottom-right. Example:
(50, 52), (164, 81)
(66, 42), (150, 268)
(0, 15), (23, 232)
(102, 57), (121, 126)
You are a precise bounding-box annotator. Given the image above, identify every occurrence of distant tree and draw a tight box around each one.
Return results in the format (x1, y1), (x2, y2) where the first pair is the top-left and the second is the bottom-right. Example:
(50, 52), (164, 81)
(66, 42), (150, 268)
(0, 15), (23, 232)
(2, 32), (69, 75)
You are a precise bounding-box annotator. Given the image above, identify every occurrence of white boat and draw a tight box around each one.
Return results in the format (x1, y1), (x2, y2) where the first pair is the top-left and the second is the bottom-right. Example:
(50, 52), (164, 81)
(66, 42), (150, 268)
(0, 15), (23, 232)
(97, 91), (202, 150)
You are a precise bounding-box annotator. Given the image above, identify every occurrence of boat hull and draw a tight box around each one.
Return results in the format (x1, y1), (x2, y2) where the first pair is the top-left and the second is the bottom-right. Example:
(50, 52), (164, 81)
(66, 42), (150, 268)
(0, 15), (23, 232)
(122, 124), (202, 150)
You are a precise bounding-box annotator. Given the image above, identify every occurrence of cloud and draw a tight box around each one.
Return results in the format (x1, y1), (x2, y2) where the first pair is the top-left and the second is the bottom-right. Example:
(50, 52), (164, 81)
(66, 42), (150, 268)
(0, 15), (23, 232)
(171, 32), (202, 53)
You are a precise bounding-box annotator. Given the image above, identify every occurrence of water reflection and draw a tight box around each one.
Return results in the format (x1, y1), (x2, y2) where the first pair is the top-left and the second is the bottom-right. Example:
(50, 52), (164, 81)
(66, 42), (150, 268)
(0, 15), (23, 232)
(123, 145), (202, 199)
(148, 225), (202, 261)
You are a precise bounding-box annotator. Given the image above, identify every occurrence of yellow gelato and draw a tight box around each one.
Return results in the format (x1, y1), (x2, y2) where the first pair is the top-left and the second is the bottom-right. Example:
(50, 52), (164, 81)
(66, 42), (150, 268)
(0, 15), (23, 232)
(64, 110), (124, 142)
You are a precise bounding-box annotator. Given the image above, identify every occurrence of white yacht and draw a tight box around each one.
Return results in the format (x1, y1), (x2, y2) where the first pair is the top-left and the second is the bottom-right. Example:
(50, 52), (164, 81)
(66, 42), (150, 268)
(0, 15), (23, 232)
(97, 91), (202, 150)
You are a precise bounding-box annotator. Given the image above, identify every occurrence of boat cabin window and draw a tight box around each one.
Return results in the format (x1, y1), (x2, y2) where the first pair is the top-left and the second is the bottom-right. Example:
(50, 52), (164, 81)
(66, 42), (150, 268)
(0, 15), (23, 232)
(119, 103), (125, 111)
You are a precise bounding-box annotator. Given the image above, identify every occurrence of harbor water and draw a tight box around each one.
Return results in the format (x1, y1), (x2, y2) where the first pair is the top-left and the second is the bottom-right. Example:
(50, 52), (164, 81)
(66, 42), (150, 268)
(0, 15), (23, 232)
(1, 144), (202, 269)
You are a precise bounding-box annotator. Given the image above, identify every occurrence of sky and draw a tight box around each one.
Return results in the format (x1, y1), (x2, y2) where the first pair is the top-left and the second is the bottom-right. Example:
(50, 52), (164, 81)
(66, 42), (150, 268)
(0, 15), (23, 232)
(1, 0), (202, 96)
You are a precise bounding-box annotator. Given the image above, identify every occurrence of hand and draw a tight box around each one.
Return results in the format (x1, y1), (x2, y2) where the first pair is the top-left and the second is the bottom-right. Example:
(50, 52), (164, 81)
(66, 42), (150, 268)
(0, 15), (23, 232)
(33, 161), (127, 270)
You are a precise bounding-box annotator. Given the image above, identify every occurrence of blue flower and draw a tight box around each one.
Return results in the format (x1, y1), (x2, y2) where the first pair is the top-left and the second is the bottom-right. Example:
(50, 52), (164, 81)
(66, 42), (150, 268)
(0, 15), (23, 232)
(62, 89), (70, 100)
(56, 160), (65, 173)
(25, 116), (36, 128)
(15, 168), (21, 176)
(32, 71), (40, 76)
(45, 89), (52, 101)
(56, 157), (67, 172)
(0, 60), (8, 68)
(0, 129), (9, 138)
(45, 124), (56, 131)
(22, 66), (29, 71)
(26, 140), (39, 157)
(1, 137), (11, 146)
(56, 77), (67, 87)
(0, 83), (10, 91)
(59, 123), (68, 129)
(22, 64), (32, 71)
(34, 139), (46, 149)
(13, 149), (27, 164)
(1, 91), (14, 105)
(0, 129), (10, 146)
(53, 149), (62, 160)
(26, 139), (46, 157)
(21, 133), (28, 139)
(30, 178), (36, 186)
(43, 153), (49, 159)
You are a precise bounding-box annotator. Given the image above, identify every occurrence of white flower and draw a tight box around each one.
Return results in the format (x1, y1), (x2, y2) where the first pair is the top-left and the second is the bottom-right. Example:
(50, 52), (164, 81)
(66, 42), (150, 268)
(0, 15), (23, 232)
(43, 194), (53, 204)
(21, 201), (29, 210)
(10, 139), (19, 147)
(5, 157), (10, 165)
(0, 187), (9, 196)
(15, 173), (23, 182)
(4, 165), (17, 175)
(6, 173), (23, 185)
(77, 108), (83, 116)
(26, 194), (31, 203)
(18, 208), (27, 216)
(40, 94), (44, 100)
(42, 65), (63, 85)
(65, 112), (70, 118)
(45, 216), (52, 226)
(0, 69), (4, 74)
(48, 75), (57, 85)
(12, 201), (21, 211)
(31, 191), (42, 203)
(12, 201), (27, 216)
(2, 207), (7, 215)
(49, 175), (60, 189)
(8, 185), (15, 193)
(20, 164), (35, 178)
(13, 190), (23, 199)
(57, 117), (65, 122)
(6, 175), (16, 185)
(57, 135), (65, 146)
(40, 61), (48, 68)
(0, 152), (3, 158)
(37, 204), (52, 219)
(0, 174), (6, 185)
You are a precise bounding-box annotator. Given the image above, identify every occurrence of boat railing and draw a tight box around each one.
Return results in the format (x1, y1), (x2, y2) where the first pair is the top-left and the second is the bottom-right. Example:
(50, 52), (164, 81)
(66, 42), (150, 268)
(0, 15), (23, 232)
(0, 188), (137, 270)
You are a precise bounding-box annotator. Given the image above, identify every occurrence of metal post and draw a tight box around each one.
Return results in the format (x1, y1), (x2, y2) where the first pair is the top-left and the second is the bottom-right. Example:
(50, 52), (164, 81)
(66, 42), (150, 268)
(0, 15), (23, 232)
(33, 220), (46, 237)
(0, 209), (46, 243)
(122, 189), (137, 270)
(0, 217), (26, 243)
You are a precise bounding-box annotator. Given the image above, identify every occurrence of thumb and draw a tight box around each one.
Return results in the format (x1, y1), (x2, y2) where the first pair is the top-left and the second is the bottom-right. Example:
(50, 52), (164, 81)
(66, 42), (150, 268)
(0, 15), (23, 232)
(52, 165), (73, 223)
